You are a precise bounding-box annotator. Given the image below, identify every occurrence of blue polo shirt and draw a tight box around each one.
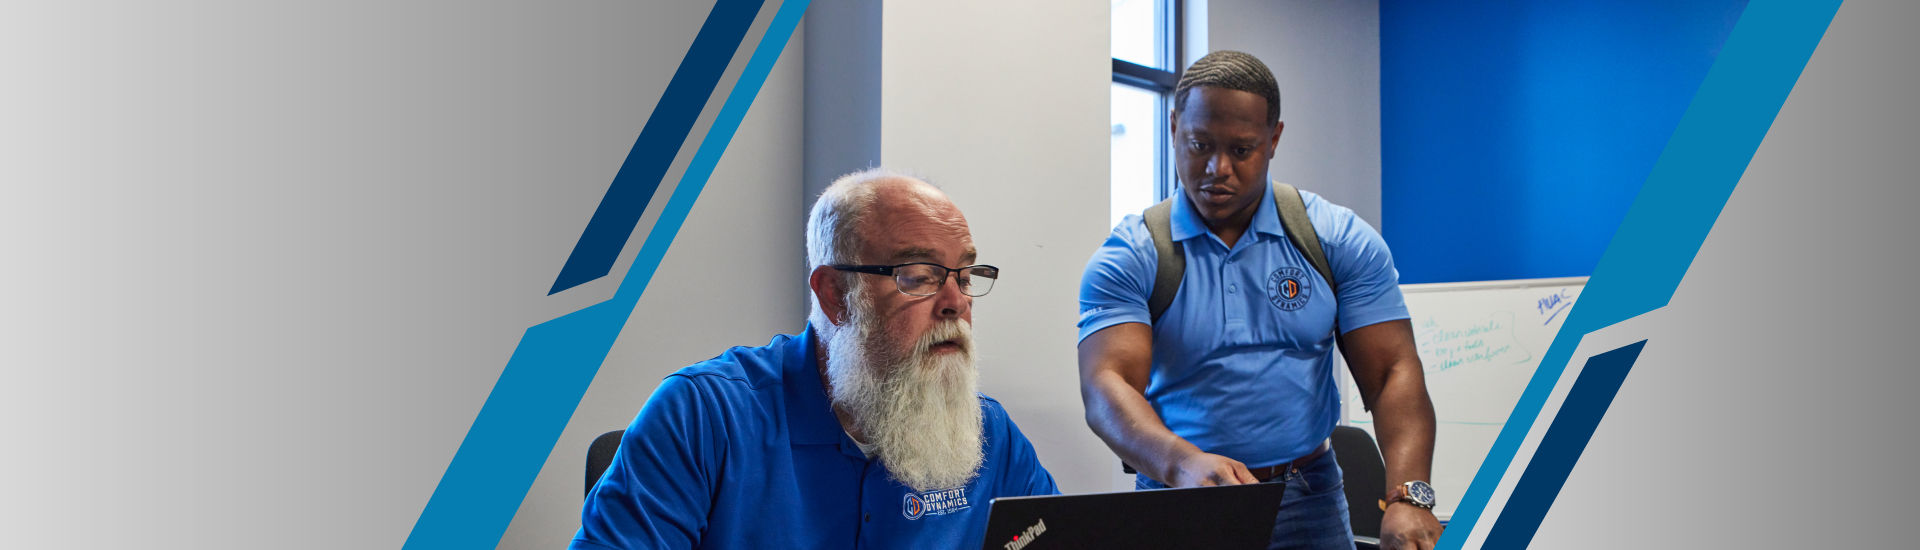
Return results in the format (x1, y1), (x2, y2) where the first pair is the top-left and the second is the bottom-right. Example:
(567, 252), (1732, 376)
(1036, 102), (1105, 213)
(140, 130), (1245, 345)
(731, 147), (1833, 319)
(1077, 187), (1409, 469)
(573, 325), (1058, 550)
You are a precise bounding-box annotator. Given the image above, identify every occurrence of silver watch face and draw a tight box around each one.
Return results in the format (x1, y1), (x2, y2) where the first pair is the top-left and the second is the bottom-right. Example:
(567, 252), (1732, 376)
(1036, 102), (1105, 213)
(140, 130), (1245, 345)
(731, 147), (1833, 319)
(1407, 481), (1435, 506)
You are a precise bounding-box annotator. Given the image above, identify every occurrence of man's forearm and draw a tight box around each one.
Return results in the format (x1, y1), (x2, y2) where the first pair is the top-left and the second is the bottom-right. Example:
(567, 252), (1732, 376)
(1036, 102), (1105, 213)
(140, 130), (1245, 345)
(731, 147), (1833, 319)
(1369, 360), (1437, 489)
(1083, 372), (1200, 483)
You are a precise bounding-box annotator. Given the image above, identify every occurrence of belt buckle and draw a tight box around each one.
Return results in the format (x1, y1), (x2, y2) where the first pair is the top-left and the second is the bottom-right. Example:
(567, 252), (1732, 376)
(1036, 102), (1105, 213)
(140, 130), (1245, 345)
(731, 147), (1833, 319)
(1274, 439), (1327, 483)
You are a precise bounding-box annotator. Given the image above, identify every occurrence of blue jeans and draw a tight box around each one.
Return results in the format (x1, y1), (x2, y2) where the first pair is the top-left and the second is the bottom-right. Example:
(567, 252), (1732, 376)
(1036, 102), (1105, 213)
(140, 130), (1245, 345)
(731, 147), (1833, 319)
(1136, 449), (1354, 550)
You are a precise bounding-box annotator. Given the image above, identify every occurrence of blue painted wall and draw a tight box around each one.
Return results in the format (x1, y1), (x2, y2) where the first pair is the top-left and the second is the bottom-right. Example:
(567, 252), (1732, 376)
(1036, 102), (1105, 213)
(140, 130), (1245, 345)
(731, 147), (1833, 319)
(1380, 1), (1747, 284)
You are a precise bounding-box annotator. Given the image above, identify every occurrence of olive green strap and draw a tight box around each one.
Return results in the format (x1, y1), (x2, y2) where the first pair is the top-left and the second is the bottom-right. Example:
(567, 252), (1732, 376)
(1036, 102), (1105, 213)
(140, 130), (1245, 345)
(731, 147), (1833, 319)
(1143, 199), (1184, 324)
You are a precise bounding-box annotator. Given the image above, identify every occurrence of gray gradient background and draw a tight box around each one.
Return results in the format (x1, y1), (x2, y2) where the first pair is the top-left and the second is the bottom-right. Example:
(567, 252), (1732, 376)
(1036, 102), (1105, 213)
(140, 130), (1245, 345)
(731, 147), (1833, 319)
(1529, 1), (1920, 547)
(7, 0), (1909, 548)
(1, 0), (797, 548)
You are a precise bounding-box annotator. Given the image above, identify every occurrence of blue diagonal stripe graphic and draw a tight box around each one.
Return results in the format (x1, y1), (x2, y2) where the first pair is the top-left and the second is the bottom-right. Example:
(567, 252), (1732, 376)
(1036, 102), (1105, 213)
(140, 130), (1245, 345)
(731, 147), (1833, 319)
(1438, 1), (1839, 547)
(1480, 341), (1647, 549)
(547, 0), (764, 296)
(402, 0), (809, 547)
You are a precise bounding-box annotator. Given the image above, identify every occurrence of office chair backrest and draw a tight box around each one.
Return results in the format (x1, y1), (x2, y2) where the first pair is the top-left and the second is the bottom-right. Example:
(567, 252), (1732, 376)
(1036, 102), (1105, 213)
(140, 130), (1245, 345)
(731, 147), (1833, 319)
(1332, 425), (1387, 540)
(586, 429), (624, 497)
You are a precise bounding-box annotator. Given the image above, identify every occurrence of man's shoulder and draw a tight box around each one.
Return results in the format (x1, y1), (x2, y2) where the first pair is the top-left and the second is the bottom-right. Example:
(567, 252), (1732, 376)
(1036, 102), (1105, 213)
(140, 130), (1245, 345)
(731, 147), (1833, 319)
(1083, 212), (1158, 279)
(1103, 212), (1156, 249)
(973, 392), (1053, 489)
(975, 393), (1026, 436)
(635, 333), (804, 441)
(665, 332), (802, 392)
(1290, 188), (1386, 255)
(1292, 188), (1363, 231)
(977, 393), (1011, 419)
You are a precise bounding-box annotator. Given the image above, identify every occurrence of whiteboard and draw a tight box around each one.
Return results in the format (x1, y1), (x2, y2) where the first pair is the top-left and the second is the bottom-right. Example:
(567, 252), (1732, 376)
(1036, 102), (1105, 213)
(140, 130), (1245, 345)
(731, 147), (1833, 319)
(1340, 277), (1585, 519)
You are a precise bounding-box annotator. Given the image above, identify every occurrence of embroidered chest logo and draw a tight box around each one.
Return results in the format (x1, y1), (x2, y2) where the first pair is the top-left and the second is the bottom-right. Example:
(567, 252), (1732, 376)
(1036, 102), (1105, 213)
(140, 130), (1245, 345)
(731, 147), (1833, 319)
(1266, 267), (1311, 311)
(902, 486), (971, 520)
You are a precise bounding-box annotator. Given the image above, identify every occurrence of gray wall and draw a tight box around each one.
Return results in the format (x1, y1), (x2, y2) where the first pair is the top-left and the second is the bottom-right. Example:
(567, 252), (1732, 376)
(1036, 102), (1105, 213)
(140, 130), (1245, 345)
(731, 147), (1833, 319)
(878, 0), (1116, 495)
(802, 0), (883, 204)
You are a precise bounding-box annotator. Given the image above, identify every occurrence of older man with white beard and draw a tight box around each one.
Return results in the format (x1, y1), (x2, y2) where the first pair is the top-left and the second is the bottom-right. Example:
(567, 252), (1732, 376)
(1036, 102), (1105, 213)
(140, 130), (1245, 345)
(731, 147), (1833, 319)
(573, 170), (1059, 550)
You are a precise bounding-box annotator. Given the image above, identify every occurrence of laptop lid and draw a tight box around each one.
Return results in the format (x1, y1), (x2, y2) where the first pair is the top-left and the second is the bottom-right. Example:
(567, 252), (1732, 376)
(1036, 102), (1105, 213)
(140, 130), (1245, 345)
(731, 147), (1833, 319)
(978, 483), (1285, 550)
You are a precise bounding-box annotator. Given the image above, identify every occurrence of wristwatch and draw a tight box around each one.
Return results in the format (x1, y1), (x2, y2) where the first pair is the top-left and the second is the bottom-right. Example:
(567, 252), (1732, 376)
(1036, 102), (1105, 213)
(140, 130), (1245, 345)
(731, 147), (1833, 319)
(1379, 480), (1436, 511)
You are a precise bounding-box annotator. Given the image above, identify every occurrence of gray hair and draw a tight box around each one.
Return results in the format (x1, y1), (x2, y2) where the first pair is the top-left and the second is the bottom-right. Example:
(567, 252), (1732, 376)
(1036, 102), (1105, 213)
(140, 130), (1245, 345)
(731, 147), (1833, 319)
(806, 168), (912, 330)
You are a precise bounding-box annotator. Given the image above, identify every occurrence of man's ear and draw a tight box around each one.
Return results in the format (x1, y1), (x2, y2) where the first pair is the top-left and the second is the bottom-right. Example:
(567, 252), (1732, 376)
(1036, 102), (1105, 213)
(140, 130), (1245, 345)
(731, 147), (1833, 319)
(809, 265), (849, 326)
(1266, 120), (1285, 155)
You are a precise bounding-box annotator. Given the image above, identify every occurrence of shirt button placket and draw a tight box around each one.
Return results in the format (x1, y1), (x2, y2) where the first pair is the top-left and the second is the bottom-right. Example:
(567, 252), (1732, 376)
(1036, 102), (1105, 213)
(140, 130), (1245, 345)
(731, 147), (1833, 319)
(1222, 254), (1247, 342)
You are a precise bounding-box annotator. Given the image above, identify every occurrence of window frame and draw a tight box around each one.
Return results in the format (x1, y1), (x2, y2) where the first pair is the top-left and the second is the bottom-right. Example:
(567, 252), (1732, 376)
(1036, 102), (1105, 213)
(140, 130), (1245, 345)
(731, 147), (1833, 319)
(1111, 0), (1184, 204)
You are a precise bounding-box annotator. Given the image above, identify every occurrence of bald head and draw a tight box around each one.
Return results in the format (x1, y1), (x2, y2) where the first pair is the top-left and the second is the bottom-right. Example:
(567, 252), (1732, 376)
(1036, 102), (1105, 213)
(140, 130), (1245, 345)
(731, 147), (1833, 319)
(806, 169), (976, 330)
(806, 169), (969, 268)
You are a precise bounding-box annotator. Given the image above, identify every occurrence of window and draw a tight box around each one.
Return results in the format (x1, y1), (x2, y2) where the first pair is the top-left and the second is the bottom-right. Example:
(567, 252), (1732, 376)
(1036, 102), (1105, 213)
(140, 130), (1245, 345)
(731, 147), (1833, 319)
(1110, 0), (1181, 228)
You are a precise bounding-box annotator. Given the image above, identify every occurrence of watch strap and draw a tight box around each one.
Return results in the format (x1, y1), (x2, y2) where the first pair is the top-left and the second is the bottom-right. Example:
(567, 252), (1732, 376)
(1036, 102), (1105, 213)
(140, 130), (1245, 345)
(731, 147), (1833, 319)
(1379, 482), (1435, 511)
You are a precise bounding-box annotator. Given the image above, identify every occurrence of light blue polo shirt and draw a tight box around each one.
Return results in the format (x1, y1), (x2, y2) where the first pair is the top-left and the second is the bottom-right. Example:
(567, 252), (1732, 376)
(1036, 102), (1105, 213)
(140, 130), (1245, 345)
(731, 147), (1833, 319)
(573, 325), (1058, 550)
(1078, 187), (1409, 469)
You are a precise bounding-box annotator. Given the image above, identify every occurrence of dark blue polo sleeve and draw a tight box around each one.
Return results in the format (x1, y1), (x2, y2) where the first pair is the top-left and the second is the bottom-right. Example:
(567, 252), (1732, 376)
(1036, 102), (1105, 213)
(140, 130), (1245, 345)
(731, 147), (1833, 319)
(573, 374), (724, 549)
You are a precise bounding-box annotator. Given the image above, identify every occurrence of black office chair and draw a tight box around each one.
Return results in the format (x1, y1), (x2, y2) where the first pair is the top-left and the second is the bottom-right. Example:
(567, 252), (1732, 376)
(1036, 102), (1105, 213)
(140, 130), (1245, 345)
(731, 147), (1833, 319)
(585, 429), (624, 497)
(1332, 425), (1386, 550)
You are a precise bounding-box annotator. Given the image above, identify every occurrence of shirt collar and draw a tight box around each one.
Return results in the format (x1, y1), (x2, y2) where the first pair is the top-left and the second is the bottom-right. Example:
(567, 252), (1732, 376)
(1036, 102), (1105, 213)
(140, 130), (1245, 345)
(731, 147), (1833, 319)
(782, 323), (848, 445)
(1168, 180), (1287, 244)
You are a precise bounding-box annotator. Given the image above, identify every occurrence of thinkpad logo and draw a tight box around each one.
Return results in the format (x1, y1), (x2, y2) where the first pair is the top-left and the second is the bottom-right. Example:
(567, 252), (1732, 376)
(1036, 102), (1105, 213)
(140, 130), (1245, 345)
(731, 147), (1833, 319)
(1003, 518), (1046, 550)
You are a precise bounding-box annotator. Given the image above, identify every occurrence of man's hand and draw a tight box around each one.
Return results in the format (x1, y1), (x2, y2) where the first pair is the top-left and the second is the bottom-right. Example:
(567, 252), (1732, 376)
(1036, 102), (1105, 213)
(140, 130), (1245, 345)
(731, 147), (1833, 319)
(1082, 323), (1249, 489)
(1378, 503), (1442, 550)
(1167, 451), (1258, 487)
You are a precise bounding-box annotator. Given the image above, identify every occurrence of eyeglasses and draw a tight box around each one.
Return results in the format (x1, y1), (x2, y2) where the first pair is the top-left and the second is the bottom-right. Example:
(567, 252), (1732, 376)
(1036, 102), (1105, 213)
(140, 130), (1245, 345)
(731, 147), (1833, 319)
(830, 262), (999, 297)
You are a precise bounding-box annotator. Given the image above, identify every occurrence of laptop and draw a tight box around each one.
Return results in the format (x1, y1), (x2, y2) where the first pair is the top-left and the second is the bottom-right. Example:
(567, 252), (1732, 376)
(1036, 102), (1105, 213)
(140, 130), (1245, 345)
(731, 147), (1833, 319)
(977, 482), (1285, 550)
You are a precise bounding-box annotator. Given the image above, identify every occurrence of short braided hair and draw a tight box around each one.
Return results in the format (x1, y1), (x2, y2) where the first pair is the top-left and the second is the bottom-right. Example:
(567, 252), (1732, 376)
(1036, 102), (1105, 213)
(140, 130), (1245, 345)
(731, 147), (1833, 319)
(1172, 50), (1281, 125)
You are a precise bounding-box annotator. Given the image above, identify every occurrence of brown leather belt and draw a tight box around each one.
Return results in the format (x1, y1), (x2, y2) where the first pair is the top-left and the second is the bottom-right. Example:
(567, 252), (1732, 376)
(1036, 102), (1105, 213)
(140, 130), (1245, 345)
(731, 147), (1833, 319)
(1248, 439), (1332, 483)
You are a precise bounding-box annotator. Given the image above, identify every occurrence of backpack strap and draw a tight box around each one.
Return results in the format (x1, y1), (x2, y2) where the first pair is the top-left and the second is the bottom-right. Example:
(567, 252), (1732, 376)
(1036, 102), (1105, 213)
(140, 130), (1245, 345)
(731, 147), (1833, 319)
(1272, 182), (1348, 350)
(1271, 182), (1337, 297)
(1143, 183), (1337, 325)
(1143, 199), (1184, 324)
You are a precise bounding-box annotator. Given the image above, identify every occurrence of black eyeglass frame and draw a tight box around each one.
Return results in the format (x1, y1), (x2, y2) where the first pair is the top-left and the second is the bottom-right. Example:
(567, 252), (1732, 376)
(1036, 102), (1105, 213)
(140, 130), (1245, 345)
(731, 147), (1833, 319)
(829, 262), (1000, 297)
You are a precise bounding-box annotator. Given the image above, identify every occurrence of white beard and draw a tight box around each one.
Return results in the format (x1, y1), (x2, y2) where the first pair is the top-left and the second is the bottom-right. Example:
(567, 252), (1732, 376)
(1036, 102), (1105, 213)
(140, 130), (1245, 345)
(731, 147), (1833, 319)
(823, 286), (984, 492)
